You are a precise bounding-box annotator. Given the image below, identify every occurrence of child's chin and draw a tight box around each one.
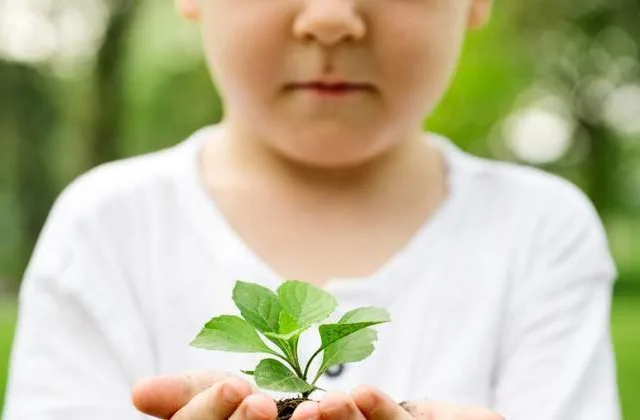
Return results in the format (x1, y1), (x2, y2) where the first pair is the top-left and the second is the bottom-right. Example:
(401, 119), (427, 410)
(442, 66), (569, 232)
(265, 125), (397, 168)
(276, 143), (387, 169)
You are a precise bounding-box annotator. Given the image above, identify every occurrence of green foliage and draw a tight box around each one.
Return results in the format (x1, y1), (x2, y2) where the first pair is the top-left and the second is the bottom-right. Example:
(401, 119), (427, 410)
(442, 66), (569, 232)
(318, 329), (378, 381)
(318, 307), (391, 350)
(611, 296), (640, 420)
(0, 299), (17, 409)
(190, 315), (275, 354)
(276, 280), (337, 329)
(191, 280), (391, 397)
(232, 281), (281, 333)
(254, 359), (315, 393)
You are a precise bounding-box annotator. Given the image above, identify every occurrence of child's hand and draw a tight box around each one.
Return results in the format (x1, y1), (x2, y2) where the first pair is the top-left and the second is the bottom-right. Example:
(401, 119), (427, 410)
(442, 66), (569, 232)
(131, 371), (502, 420)
(352, 386), (504, 420)
(289, 387), (504, 420)
(131, 371), (276, 420)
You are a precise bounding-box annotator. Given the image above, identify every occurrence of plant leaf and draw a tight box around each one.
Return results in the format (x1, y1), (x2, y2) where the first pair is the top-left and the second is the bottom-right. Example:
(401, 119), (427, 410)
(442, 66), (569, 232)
(233, 281), (281, 333)
(241, 370), (255, 376)
(339, 307), (391, 324)
(277, 280), (337, 328)
(190, 315), (275, 354)
(318, 322), (381, 349)
(317, 307), (390, 350)
(279, 311), (300, 335)
(262, 311), (306, 348)
(254, 359), (315, 393)
(259, 311), (301, 359)
(317, 328), (378, 377)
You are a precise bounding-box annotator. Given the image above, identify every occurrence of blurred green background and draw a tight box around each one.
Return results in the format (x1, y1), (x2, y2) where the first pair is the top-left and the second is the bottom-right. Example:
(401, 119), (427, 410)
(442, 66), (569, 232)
(0, 0), (639, 418)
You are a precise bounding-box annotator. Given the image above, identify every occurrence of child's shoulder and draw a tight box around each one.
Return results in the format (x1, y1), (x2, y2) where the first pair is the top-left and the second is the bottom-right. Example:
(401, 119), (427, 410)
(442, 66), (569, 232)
(457, 147), (595, 217)
(481, 158), (589, 206)
(436, 134), (603, 233)
(60, 147), (184, 216)
(42, 136), (196, 246)
(452, 144), (600, 233)
(25, 140), (193, 279)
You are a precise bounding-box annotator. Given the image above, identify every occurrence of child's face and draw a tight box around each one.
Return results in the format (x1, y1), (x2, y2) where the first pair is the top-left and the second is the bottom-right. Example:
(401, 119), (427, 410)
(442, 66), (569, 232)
(178, 0), (492, 167)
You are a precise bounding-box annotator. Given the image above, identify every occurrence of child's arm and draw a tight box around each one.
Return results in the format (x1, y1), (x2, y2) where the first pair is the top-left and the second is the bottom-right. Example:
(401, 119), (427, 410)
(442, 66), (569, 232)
(2, 184), (155, 420)
(491, 184), (620, 419)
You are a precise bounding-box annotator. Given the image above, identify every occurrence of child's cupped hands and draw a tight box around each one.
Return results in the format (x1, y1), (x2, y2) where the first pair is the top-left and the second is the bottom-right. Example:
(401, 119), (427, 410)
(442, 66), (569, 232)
(131, 371), (504, 420)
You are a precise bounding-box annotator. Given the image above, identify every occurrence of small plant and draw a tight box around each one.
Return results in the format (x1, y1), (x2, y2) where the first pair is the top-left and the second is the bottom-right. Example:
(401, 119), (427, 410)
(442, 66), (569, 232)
(190, 280), (390, 417)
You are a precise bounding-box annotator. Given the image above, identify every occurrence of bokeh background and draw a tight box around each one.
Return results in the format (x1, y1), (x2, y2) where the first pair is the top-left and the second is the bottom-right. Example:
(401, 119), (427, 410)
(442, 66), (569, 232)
(0, 0), (639, 418)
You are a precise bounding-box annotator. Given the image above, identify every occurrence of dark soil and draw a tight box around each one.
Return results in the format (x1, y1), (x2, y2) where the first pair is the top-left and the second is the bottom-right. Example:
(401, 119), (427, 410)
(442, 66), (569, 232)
(399, 401), (413, 413)
(400, 401), (424, 417)
(276, 397), (310, 420)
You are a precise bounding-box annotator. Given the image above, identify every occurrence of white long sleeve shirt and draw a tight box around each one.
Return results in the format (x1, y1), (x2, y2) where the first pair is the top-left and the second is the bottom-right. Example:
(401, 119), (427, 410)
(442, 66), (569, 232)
(2, 126), (621, 419)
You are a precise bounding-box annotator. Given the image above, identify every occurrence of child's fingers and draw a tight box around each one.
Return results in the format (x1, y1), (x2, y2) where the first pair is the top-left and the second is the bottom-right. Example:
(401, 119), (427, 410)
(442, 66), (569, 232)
(132, 370), (233, 418)
(351, 386), (413, 420)
(131, 372), (247, 419)
(292, 400), (320, 420)
(319, 392), (367, 420)
(353, 387), (505, 420)
(170, 377), (254, 420)
(228, 393), (278, 420)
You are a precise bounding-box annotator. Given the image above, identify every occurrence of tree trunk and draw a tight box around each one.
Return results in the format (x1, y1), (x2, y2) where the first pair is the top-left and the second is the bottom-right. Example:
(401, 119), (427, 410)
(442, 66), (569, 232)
(581, 122), (618, 218)
(88, 0), (139, 166)
(0, 61), (57, 291)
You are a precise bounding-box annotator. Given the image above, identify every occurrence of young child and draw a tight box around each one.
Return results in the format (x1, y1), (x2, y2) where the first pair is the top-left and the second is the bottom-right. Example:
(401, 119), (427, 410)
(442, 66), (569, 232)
(2, 0), (621, 419)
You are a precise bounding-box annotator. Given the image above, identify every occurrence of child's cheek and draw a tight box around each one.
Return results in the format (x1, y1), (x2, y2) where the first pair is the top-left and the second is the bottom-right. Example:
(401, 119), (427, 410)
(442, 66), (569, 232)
(201, 3), (289, 98)
(371, 6), (469, 117)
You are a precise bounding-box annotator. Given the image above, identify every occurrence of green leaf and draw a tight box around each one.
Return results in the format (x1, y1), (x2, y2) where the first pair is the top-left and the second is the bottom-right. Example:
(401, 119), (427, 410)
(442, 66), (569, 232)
(339, 307), (391, 324)
(262, 312), (306, 347)
(233, 281), (281, 333)
(254, 359), (315, 393)
(279, 311), (300, 335)
(190, 315), (275, 354)
(259, 311), (301, 360)
(317, 329), (378, 377)
(318, 322), (380, 349)
(318, 307), (390, 350)
(241, 370), (255, 376)
(277, 280), (337, 328)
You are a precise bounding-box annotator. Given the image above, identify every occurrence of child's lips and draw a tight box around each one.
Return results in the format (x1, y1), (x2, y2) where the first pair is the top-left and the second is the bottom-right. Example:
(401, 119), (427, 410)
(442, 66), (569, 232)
(287, 81), (375, 96)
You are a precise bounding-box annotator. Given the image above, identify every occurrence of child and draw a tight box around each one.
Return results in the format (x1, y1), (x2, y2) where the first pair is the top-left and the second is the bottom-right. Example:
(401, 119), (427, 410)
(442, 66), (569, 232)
(2, 0), (620, 419)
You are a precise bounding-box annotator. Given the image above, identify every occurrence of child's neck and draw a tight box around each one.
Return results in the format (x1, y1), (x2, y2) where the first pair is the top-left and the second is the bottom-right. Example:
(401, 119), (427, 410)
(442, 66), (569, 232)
(197, 122), (447, 284)
(205, 121), (443, 202)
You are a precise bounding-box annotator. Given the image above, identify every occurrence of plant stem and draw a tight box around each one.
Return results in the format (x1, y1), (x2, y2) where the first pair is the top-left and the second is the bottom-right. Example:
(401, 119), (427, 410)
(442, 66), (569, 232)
(273, 338), (304, 378)
(302, 347), (324, 380)
(269, 349), (301, 374)
(311, 369), (324, 386)
(290, 337), (304, 377)
(289, 361), (304, 378)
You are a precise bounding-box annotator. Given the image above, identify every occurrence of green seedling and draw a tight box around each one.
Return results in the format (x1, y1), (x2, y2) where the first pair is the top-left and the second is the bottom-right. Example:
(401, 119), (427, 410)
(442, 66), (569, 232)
(190, 280), (391, 417)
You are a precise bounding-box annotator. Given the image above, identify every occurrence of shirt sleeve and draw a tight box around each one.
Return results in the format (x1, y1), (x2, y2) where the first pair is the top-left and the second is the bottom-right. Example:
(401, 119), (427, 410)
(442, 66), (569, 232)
(2, 183), (156, 420)
(492, 184), (621, 419)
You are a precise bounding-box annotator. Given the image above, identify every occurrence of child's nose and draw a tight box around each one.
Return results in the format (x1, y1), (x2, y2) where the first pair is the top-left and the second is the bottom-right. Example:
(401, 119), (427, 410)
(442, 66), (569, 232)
(293, 0), (366, 46)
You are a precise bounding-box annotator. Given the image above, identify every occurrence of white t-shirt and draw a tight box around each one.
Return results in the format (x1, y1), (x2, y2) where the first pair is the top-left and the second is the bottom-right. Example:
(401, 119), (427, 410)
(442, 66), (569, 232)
(2, 126), (621, 420)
